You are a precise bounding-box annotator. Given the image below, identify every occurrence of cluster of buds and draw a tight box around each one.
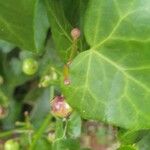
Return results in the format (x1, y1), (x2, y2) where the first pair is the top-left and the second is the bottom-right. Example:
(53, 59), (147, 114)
(39, 67), (57, 88)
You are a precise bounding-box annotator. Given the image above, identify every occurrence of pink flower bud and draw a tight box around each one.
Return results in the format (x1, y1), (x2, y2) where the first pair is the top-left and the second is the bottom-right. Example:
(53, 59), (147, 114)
(71, 28), (81, 40)
(51, 96), (72, 118)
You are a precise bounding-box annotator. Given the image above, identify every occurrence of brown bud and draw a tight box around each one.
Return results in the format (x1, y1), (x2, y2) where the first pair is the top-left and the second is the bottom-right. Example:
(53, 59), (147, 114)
(71, 28), (80, 40)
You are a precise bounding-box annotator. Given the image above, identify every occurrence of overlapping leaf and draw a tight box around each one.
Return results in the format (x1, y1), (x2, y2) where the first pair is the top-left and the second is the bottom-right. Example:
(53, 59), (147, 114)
(0, 0), (49, 52)
(63, 0), (150, 129)
(44, 0), (73, 62)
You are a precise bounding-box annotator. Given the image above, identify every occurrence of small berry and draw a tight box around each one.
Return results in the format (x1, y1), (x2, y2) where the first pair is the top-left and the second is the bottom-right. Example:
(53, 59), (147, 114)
(22, 58), (38, 75)
(51, 96), (72, 118)
(71, 28), (81, 40)
(4, 139), (19, 150)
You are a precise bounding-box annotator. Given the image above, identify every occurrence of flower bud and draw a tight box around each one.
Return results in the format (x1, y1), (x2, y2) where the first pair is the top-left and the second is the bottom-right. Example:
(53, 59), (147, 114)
(51, 96), (72, 118)
(48, 131), (55, 142)
(71, 28), (80, 40)
(39, 68), (58, 88)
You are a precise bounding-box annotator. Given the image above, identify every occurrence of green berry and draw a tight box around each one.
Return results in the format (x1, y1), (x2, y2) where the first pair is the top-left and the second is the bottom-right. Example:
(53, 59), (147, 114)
(4, 139), (19, 150)
(22, 58), (38, 75)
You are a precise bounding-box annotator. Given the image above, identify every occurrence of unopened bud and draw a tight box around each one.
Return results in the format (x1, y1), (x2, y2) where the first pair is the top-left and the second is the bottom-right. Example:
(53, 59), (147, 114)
(71, 28), (80, 40)
(39, 68), (58, 88)
(48, 131), (55, 142)
(64, 79), (71, 85)
(51, 96), (72, 118)
(24, 111), (29, 117)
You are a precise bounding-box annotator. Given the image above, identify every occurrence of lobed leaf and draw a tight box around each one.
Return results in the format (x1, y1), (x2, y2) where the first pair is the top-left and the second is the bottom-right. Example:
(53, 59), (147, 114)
(63, 0), (150, 129)
(0, 0), (49, 52)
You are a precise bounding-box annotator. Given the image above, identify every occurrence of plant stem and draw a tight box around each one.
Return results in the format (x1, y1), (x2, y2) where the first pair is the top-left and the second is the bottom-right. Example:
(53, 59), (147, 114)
(0, 128), (32, 138)
(0, 130), (14, 138)
(29, 86), (54, 150)
(53, 119), (68, 143)
(68, 39), (78, 64)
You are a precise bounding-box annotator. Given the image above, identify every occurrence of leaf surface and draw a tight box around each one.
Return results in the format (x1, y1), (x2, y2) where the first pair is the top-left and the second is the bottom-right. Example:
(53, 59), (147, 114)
(0, 0), (48, 52)
(44, 0), (73, 62)
(63, 0), (150, 129)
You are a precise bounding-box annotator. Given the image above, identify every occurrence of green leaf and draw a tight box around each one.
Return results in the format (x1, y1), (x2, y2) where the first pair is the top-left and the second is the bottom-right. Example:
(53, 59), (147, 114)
(63, 0), (150, 129)
(44, 0), (73, 62)
(2, 100), (22, 129)
(62, 0), (90, 52)
(117, 145), (137, 150)
(55, 119), (64, 139)
(62, 0), (89, 29)
(34, 138), (52, 150)
(67, 112), (81, 138)
(53, 139), (80, 150)
(118, 129), (148, 145)
(136, 132), (150, 150)
(31, 89), (50, 128)
(0, 40), (14, 53)
(0, 89), (8, 107)
(0, 0), (49, 52)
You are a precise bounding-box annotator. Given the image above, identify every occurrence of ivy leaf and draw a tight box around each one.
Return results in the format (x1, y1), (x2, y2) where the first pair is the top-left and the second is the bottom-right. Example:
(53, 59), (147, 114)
(67, 112), (82, 138)
(117, 145), (137, 150)
(44, 0), (73, 62)
(34, 138), (52, 150)
(137, 132), (150, 150)
(118, 129), (148, 145)
(62, 0), (90, 52)
(52, 139), (80, 150)
(0, 0), (49, 52)
(63, 0), (150, 129)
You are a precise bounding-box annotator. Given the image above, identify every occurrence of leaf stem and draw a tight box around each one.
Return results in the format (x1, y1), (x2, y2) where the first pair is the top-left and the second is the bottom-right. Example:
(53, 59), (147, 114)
(68, 39), (78, 63)
(53, 119), (68, 143)
(0, 128), (32, 138)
